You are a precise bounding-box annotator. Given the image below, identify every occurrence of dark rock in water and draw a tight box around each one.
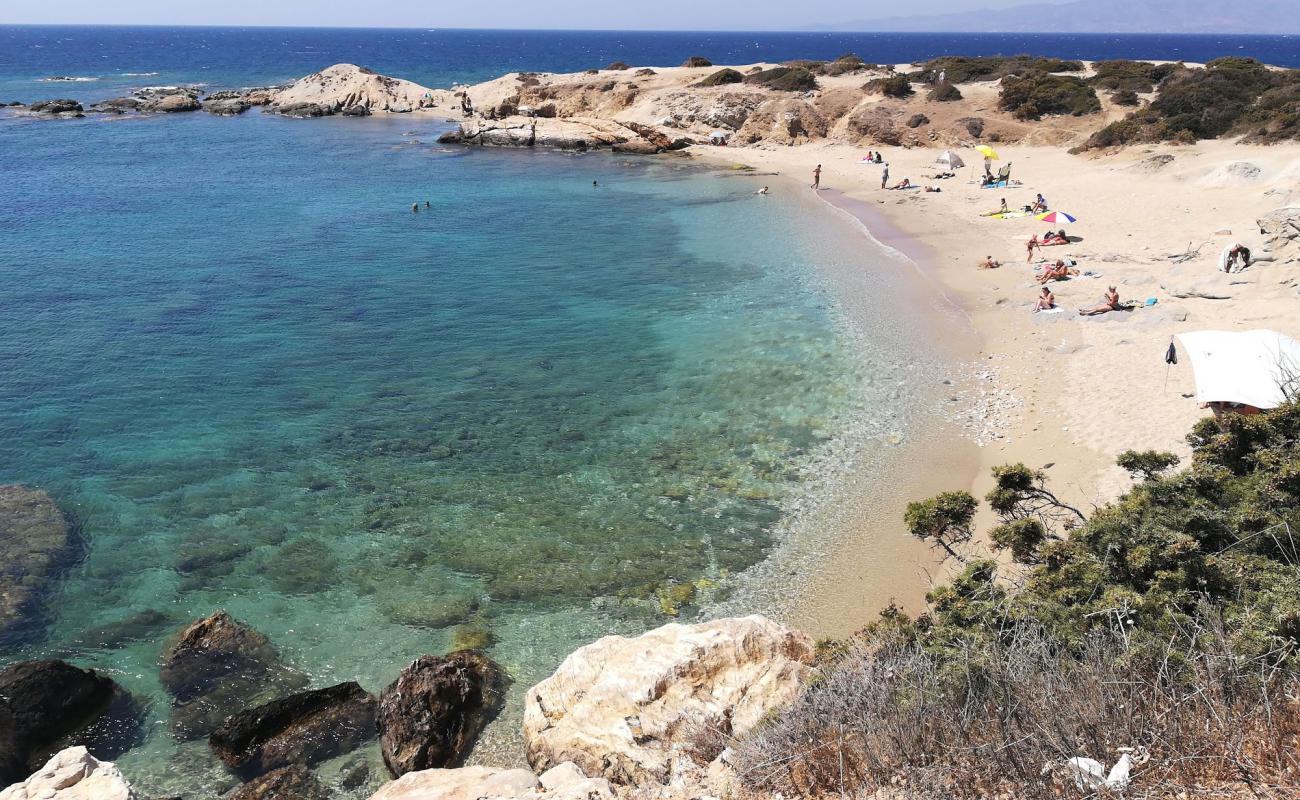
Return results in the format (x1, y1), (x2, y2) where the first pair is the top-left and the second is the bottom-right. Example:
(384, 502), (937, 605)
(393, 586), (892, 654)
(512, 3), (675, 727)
(275, 102), (329, 118)
(681, 56), (713, 68)
(209, 682), (377, 777)
(71, 608), (172, 650)
(159, 611), (306, 740)
(132, 86), (203, 113)
(338, 756), (372, 790)
(0, 485), (79, 645)
(341, 104), (371, 117)
(204, 86), (283, 106)
(0, 660), (130, 785)
(377, 650), (506, 777)
(204, 98), (250, 115)
(262, 537), (338, 596)
(228, 764), (330, 800)
(437, 130), (464, 144)
(28, 99), (83, 114)
(88, 97), (141, 114)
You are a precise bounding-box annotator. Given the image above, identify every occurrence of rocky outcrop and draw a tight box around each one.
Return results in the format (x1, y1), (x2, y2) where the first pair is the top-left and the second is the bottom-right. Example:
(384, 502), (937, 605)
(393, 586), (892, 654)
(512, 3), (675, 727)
(1258, 207), (1300, 261)
(88, 98), (141, 114)
(368, 766), (539, 800)
(0, 661), (126, 785)
(443, 117), (630, 151)
(0, 486), (78, 644)
(377, 651), (505, 776)
(27, 99), (82, 116)
(267, 64), (434, 116)
(681, 56), (713, 68)
(0, 747), (136, 800)
(203, 98), (250, 116)
(658, 90), (765, 131)
(227, 765), (329, 800)
(845, 105), (901, 146)
(133, 87), (203, 113)
(523, 616), (815, 786)
(209, 681), (377, 777)
(158, 611), (305, 739)
(734, 98), (827, 145)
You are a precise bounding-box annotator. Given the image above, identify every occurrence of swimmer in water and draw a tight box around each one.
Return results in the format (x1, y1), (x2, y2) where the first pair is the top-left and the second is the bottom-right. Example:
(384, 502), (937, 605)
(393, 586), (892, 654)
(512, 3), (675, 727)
(411, 203), (419, 213)
(756, 186), (769, 195)
(424, 200), (430, 209)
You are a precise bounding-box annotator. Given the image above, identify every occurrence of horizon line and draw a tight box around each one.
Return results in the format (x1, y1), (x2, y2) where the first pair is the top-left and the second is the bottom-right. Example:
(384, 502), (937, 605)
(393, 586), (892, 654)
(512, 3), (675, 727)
(0, 22), (1292, 36)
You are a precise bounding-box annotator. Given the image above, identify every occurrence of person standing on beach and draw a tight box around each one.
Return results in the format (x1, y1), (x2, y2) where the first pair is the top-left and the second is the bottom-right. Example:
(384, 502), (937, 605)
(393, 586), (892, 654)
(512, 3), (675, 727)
(811, 164), (821, 190)
(1026, 233), (1041, 263)
(881, 164), (890, 190)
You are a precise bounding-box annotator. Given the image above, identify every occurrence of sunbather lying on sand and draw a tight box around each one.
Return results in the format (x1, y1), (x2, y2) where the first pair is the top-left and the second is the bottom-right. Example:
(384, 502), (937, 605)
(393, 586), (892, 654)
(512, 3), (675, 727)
(890, 178), (913, 190)
(979, 255), (1001, 269)
(1034, 287), (1055, 312)
(1078, 286), (1121, 315)
(1042, 229), (1070, 245)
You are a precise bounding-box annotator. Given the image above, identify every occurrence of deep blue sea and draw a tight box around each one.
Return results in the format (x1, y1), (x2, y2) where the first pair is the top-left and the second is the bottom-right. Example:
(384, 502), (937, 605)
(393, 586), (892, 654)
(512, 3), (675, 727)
(0, 25), (1293, 796)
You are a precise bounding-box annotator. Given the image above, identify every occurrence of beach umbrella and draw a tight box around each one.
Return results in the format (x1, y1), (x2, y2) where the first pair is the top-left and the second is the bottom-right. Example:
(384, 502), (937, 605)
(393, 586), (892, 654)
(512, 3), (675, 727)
(935, 149), (965, 169)
(709, 130), (728, 140)
(975, 144), (1000, 160)
(1036, 211), (1078, 224)
(1174, 329), (1300, 410)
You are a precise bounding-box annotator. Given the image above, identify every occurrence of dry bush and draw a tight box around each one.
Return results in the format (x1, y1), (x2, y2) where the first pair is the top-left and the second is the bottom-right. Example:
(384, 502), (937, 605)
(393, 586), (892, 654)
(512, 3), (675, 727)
(732, 619), (1300, 799)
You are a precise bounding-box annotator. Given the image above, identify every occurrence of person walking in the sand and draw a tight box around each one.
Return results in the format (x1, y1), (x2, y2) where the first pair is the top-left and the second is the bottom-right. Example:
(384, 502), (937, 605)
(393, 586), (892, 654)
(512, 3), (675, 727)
(811, 164), (821, 189)
(881, 164), (889, 189)
(1026, 233), (1040, 263)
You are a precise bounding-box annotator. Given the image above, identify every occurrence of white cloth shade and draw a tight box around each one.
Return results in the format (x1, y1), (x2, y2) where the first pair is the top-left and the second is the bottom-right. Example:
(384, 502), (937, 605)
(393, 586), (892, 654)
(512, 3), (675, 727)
(1175, 329), (1300, 410)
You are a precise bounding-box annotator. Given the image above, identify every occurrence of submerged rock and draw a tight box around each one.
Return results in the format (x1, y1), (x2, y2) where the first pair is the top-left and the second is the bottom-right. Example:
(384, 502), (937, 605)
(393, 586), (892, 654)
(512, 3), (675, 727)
(523, 615), (815, 785)
(368, 765), (538, 800)
(0, 746), (136, 800)
(158, 611), (305, 739)
(0, 660), (135, 786)
(0, 485), (78, 644)
(209, 682), (377, 777)
(377, 651), (506, 776)
(228, 765), (329, 800)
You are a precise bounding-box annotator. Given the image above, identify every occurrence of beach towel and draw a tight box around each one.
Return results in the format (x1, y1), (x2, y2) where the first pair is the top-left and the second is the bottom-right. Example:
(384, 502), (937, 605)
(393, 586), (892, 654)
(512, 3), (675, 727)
(988, 211), (1029, 219)
(1036, 307), (1064, 314)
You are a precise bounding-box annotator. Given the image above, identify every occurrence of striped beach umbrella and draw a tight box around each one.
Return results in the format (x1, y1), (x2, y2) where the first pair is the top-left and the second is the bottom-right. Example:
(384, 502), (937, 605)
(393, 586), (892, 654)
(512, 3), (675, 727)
(1036, 210), (1078, 224)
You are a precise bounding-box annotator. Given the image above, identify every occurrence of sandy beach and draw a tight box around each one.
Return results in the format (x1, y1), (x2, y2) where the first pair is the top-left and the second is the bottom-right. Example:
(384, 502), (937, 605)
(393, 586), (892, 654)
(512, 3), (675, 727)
(683, 132), (1300, 633)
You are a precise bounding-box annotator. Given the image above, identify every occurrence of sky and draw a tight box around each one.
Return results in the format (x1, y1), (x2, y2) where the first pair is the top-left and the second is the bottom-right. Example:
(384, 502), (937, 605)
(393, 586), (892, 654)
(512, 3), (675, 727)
(0, 0), (1053, 31)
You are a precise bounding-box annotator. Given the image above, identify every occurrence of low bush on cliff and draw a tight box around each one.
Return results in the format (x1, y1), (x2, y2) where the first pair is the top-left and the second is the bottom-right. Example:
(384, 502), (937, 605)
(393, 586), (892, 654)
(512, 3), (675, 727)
(744, 66), (818, 92)
(912, 55), (1084, 84)
(928, 81), (962, 102)
(695, 68), (744, 87)
(864, 73), (914, 98)
(1084, 58), (1300, 148)
(735, 403), (1300, 798)
(1089, 59), (1180, 93)
(999, 73), (1100, 120)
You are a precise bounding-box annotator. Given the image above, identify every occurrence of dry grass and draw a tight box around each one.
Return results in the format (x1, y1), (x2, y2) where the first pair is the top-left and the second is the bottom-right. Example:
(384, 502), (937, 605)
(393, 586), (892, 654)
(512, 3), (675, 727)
(732, 618), (1300, 799)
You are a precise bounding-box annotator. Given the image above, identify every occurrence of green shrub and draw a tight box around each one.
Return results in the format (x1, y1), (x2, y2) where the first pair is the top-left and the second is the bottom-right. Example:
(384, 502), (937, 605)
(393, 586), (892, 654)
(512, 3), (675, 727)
(928, 81), (962, 102)
(998, 73), (1100, 120)
(865, 73), (914, 98)
(823, 53), (867, 76)
(913, 55), (1084, 84)
(1089, 59), (1180, 93)
(745, 66), (818, 92)
(695, 68), (744, 87)
(1111, 89), (1141, 106)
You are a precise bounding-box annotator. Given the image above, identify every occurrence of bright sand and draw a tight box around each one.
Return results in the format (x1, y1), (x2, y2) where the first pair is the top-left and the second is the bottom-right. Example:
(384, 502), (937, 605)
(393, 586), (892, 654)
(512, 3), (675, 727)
(687, 136), (1300, 637)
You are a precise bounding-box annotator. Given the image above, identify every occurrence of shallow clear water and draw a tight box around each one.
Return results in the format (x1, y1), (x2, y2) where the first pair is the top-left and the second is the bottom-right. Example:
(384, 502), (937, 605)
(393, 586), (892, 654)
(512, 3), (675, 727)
(0, 106), (944, 793)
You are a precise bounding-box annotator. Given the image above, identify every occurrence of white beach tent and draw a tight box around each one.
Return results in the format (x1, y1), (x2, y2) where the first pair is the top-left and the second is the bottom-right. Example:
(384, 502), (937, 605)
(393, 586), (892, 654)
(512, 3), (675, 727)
(935, 149), (965, 170)
(1175, 329), (1300, 410)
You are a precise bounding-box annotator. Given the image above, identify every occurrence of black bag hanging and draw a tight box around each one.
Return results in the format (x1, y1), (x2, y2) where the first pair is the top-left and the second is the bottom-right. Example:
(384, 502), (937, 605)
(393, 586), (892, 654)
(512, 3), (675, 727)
(1165, 341), (1178, 365)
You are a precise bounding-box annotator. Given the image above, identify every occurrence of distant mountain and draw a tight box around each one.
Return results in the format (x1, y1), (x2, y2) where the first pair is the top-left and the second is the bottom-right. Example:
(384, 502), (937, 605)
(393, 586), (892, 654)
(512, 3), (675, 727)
(825, 0), (1300, 35)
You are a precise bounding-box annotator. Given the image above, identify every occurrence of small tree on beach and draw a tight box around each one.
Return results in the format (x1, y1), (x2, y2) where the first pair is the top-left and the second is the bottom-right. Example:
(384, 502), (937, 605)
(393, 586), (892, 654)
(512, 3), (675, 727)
(905, 490), (977, 561)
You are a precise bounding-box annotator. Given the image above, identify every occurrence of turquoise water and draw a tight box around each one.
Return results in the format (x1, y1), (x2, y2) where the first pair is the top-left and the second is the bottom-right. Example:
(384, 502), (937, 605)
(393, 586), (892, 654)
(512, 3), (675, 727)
(0, 107), (943, 794)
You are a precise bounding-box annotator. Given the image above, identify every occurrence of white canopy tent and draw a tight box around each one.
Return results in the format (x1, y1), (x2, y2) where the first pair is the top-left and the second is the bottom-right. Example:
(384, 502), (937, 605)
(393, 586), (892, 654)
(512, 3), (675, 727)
(1175, 329), (1300, 410)
(935, 150), (965, 170)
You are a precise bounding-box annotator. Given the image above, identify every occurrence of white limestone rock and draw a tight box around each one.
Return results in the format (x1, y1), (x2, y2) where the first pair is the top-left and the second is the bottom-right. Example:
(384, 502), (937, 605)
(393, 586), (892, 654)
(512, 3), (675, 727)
(523, 615), (815, 785)
(367, 765), (539, 800)
(269, 64), (434, 116)
(0, 747), (135, 800)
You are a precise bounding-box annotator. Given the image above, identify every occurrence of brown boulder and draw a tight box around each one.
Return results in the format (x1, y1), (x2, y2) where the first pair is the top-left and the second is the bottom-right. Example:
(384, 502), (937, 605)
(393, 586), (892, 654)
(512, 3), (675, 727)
(227, 764), (330, 800)
(209, 682), (377, 777)
(0, 660), (132, 785)
(377, 651), (506, 777)
(734, 98), (827, 145)
(159, 611), (305, 739)
(0, 486), (78, 644)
